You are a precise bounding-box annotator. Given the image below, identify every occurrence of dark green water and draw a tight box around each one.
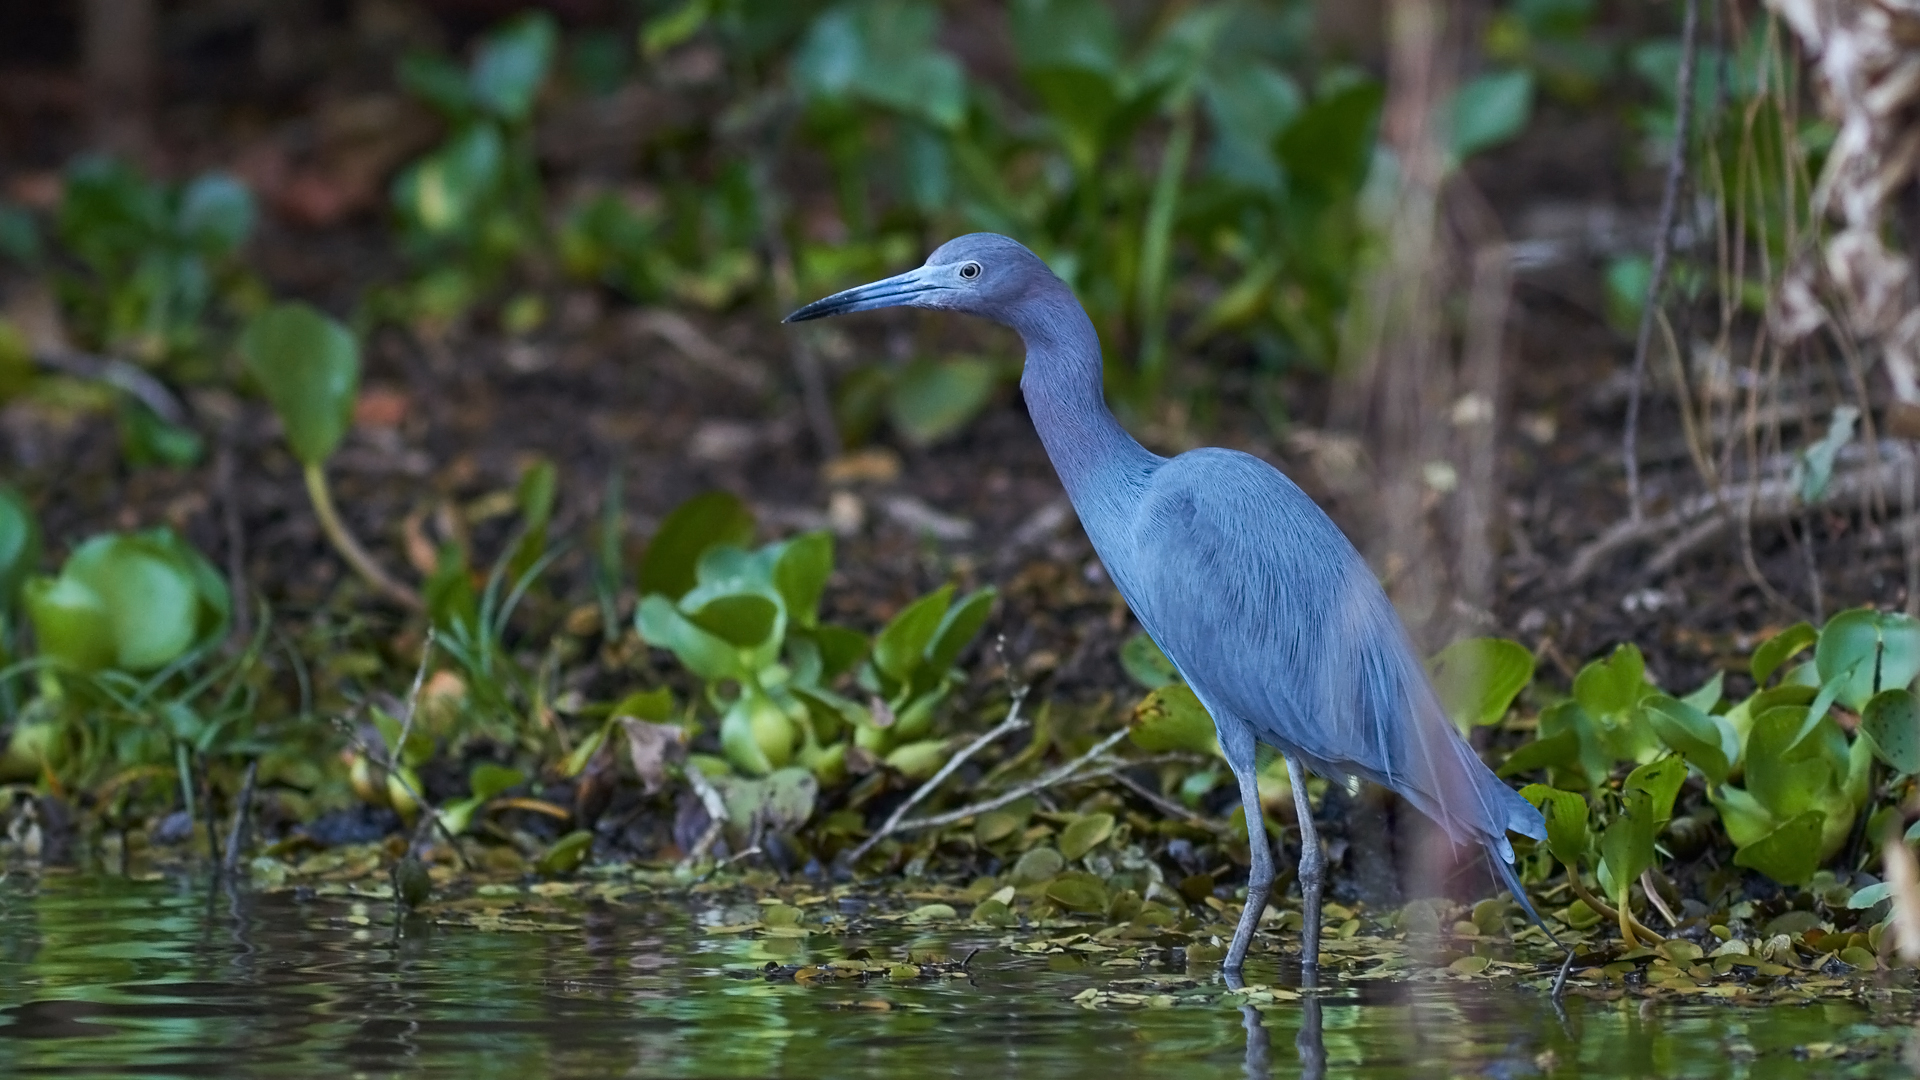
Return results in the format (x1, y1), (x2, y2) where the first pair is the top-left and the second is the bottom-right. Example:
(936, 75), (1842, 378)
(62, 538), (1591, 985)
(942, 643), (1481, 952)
(0, 873), (1912, 1079)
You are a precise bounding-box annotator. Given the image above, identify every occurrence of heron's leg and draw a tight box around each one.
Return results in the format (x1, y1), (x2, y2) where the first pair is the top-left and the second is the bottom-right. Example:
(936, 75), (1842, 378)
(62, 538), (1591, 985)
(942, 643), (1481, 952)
(1286, 756), (1323, 972)
(1224, 755), (1272, 977)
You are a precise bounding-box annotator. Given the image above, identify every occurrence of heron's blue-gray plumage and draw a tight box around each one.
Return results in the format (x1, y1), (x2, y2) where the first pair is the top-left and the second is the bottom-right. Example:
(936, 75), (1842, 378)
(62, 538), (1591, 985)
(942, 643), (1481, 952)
(786, 232), (1552, 972)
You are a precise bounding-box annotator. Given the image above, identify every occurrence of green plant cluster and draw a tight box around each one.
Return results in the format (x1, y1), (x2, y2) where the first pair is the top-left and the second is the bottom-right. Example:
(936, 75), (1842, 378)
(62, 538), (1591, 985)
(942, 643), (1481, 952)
(1495, 612), (1920, 945)
(633, 490), (994, 783)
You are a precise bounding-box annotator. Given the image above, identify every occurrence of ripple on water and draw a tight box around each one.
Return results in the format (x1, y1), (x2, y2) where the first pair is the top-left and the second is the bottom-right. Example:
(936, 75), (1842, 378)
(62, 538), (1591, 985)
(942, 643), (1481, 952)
(0, 873), (1911, 1079)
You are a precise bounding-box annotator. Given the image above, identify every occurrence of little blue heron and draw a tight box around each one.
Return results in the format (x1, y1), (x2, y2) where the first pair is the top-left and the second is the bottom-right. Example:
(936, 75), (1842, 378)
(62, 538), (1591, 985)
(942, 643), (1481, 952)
(788, 233), (1566, 987)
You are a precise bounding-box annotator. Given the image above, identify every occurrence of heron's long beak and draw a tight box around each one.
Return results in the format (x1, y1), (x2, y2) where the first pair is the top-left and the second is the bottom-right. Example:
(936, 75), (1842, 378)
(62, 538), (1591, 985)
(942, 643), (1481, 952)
(783, 265), (940, 323)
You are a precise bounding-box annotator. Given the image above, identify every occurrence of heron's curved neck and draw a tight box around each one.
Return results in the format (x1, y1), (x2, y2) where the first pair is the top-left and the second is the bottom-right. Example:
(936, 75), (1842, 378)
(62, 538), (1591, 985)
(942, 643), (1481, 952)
(1011, 285), (1160, 519)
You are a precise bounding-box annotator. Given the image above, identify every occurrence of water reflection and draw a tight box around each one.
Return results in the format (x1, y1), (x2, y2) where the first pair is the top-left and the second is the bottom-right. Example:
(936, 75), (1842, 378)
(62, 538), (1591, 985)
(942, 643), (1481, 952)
(0, 873), (1911, 1078)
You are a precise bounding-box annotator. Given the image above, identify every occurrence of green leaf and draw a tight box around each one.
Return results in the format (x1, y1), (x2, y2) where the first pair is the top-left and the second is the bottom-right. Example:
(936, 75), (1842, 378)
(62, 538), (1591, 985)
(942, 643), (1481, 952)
(1009, 0), (1120, 74)
(1861, 689), (1920, 774)
(1044, 871), (1110, 913)
(1640, 694), (1732, 785)
(469, 762), (526, 802)
(642, 0), (710, 56)
(638, 491), (755, 602)
(395, 124), (505, 235)
(1519, 783), (1589, 866)
(1816, 607), (1907, 712)
(636, 595), (746, 681)
(1624, 756), (1686, 826)
(1496, 730), (1582, 778)
(1797, 405), (1859, 504)
(1428, 637), (1534, 730)
(719, 692), (794, 775)
(1572, 643), (1649, 720)
(1744, 705), (1848, 821)
(1447, 69), (1534, 159)
(175, 172), (253, 254)
(1880, 612), (1920, 694)
(1732, 810), (1826, 886)
(873, 584), (953, 683)
(887, 358), (999, 446)
(56, 530), (225, 672)
(1129, 683), (1220, 756)
(925, 586), (995, 673)
(609, 687), (675, 722)
(771, 532), (833, 629)
(22, 575), (114, 672)
(1024, 67), (1122, 171)
(1275, 80), (1384, 203)
(885, 738), (951, 779)
(0, 485), (41, 608)
(684, 593), (780, 649)
(470, 12), (557, 124)
(1120, 632), (1178, 689)
(1059, 812), (1116, 861)
(398, 52), (476, 116)
(1597, 789), (1655, 895)
(534, 829), (593, 877)
(241, 302), (360, 467)
(1752, 622), (1817, 686)
(792, 1), (968, 130)
(804, 624), (869, 681)
(1848, 882), (1894, 910)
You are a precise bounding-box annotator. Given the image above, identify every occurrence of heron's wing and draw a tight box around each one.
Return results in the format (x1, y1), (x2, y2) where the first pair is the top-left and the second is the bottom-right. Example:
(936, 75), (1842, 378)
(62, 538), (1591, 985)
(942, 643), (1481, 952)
(1124, 449), (1541, 851)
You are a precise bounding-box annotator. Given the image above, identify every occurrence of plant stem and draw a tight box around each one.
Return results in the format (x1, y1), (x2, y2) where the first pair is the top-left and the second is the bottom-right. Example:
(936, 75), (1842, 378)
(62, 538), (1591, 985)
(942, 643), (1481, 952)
(1623, 0), (1701, 522)
(302, 463), (422, 611)
(1138, 104), (1194, 385)
(1564, 865), (1665, 944)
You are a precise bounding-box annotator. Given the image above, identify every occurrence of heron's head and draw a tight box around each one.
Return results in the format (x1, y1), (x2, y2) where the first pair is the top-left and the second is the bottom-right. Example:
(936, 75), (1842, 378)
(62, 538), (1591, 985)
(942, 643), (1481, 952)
(783, 233), (1057, 327)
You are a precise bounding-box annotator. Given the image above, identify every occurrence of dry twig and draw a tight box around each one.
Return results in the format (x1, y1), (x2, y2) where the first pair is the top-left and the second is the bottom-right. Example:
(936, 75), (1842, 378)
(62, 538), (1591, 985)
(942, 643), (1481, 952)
(843, 687), (1032, 866)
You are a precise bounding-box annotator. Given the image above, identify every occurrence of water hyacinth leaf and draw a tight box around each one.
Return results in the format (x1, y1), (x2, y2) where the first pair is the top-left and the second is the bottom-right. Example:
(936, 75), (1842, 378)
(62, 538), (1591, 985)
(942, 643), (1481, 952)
(399, 52), (475, 117)
(468, 762), (525, 802)
(1752, 621), (1817, 686)
(1681, 670), (1724, 714)
(1275, 80), (1384, 203)
(636, 595), (745, 681)
(719, 692), (793, 775)
(1744, 705), (1848, 820)
(884, 738), (950, 779)
(398, 124), (505, 235)
(1495, 729), (1581, 778)
(806, 624), (869, 680)
(888, 358), (998, 446)
(925, 586), (995, 673)
(470, 12), (557, 123)
(1861, 690), (1920, 775)
(241, 303), (360, 467)
(1059, 812), (1115, 861)
(638, 491), (754, 601)
(1816, 607), (1911, 712)
(1519, 784), (1589, 866)
(535, 830), (594, 877)
(1733, 810), (1826, 886)
(1129, 682), (1220, 756)
(1598, 789), (1655, 895)
(22, 575), (115, 672)
(611, 686), (675, 723)
(0, 486), (40, 607)
(1572, 642), (1649, 720)
(761, 767), (818, 832)
(792, 1), (967, 131)
(1849, 882), (1894, 909)
(873, 584), (952, 683)
(1797, 405), (1859, 504)
(771, 532), (833, 629)
(1044, 871), (1110, 913)
(1640, 695), (1732, 785)
(685, 594), (780, 649)
(61, 530), (227, 672)
(1428, 636), (1534, 729)
(1010, 0), (1120, 74)
(1024, 67), (1122, 172)
(1447, 68), (1534, 159)
(175, 172), (253, 254)
(1120, 632), (1178, 689)
(1624, 756), (1687, 826)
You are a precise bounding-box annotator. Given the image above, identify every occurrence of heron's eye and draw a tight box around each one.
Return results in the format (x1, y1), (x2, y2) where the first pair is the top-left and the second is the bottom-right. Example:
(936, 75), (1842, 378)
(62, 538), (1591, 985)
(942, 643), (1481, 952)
(959, 261), (982, 280)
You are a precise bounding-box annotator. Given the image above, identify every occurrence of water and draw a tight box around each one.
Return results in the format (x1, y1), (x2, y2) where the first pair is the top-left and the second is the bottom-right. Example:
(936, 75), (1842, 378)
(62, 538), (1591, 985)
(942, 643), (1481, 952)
(0, 872), (1910, 1078)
